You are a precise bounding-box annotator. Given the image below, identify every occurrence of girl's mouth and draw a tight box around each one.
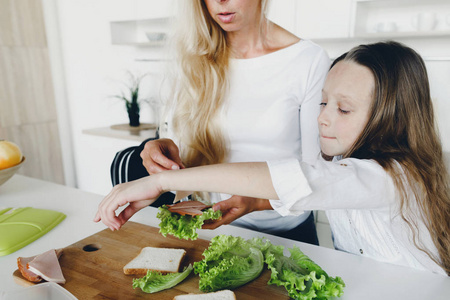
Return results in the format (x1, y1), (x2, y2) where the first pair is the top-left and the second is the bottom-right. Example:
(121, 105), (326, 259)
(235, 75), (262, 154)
(217, 12), (235, 23)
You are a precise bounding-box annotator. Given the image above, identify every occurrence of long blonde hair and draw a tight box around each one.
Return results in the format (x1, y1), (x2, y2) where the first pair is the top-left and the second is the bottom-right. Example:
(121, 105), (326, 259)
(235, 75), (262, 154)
(168, 0), (270, 168)
(334, 41), (450, 275)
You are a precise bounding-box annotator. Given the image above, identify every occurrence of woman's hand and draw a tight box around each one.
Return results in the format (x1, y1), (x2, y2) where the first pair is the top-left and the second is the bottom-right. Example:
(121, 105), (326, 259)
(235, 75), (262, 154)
(202, 196), (273, 230)
(93, 176), (163, 230)
(140, 138), (185, 174)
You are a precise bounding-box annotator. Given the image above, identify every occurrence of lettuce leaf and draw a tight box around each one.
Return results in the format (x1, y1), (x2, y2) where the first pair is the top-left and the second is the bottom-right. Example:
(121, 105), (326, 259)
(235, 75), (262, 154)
(193, 235), (264, 292)
(132, 264), (193, 293)
(194, 235), (345, 299)
(264, 244), (345, 300)
(157, 205), (222, 240)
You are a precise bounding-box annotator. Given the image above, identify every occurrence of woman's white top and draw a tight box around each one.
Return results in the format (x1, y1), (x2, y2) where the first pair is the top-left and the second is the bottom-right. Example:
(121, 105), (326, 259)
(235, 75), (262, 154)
(267, 157), (446, 275)
(163, 39), (330, 234)
(216, 39), (330, 233)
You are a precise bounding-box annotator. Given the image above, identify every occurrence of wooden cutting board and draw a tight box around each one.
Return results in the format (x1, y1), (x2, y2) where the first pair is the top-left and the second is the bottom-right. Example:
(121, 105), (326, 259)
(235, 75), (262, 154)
(13, 221), (289, 299)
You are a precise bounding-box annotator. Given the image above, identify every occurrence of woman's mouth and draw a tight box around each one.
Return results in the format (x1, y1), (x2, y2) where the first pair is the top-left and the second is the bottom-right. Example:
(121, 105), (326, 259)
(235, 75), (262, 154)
(217, 12), (235, 23)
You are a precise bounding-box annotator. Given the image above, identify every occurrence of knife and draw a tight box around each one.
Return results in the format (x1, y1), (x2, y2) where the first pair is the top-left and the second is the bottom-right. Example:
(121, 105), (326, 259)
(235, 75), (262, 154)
(173, 191), (192, 203)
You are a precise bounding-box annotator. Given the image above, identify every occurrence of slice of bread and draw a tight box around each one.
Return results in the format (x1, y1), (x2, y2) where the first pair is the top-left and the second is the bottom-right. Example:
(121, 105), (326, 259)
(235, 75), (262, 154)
(173, 290), (236, 300)
(123, 247), (186, 275)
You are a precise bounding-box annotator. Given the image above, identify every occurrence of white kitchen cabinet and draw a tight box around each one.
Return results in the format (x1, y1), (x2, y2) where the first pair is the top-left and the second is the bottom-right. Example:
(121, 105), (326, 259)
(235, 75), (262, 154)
(269, 0), (450, 41)
(353, 0), (450, 38)
(110, 17), (172, 46)
(109, 0), (176, 46)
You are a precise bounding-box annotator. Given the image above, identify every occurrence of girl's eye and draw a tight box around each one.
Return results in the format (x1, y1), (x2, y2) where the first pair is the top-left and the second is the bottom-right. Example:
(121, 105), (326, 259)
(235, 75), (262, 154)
(339, 108), (350, 114)
(319, 102), (327, 107)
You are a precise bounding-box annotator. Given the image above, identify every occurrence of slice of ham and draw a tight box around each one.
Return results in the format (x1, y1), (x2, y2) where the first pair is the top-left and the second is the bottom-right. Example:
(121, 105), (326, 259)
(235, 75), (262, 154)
(17, 249), (65, 284)
(167, 200), (211, 216)
(17, 256), (42, 283)
(27, 249), (66, 284)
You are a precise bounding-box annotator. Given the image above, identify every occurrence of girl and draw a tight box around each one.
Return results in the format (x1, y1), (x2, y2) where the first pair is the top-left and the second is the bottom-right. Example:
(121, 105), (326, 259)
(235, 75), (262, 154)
(95, 41), (450, 275)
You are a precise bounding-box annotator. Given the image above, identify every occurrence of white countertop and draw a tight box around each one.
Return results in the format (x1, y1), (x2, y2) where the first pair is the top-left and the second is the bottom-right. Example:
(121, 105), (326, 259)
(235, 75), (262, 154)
(0, 175), (449, 299)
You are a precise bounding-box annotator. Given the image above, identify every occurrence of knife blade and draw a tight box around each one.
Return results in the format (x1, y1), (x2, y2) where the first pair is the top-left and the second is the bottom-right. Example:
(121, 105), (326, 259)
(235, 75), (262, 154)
(173, 191), (192, 203)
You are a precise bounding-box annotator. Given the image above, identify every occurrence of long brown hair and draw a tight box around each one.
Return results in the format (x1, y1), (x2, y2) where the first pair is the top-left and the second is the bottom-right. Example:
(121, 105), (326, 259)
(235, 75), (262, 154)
(332, 41), (450, 275)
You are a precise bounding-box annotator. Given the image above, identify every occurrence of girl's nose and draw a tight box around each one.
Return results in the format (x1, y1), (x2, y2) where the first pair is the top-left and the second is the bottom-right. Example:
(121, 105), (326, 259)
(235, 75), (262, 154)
(318, 107), (330, 127)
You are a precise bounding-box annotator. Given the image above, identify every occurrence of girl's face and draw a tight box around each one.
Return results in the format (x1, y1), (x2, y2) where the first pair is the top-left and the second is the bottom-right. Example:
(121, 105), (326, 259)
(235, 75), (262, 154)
(318, 61), (374, 157)
(203, 0), (261, 32)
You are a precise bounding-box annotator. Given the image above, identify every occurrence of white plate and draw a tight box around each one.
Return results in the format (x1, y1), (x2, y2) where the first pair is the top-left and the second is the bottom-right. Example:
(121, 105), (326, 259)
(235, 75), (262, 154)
(0, 282), (77, 300)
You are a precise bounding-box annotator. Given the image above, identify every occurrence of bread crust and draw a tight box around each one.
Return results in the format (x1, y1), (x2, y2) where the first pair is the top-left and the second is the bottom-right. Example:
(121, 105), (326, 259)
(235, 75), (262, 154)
(123, 267), (180, 275)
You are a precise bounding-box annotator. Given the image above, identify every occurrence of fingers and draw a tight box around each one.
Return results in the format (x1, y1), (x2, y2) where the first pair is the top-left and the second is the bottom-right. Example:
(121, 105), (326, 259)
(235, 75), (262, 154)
(212, 199), (234, 213)
(202, 198), (246, 230)
(93, 211), (101, 222)
(202, 196), (266, 230)
(117, 200), (152, 225)
(150, 152), (181, 171)
(166, 143), (185, 169)
(141, 139), (184, 174)
(201, 220), (222, 230)
(202, 210), (240, 229)
(93, 178), (160, 231)
(94, 195), (123, 230)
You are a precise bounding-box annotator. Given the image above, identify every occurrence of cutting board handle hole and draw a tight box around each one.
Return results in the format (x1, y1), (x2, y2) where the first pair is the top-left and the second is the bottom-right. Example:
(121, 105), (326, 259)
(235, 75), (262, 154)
(83, 243), (101, 252)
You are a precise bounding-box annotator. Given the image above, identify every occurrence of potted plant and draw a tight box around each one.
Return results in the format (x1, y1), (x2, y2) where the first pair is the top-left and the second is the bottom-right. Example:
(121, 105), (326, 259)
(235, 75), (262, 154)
(112, 72), (148, 127)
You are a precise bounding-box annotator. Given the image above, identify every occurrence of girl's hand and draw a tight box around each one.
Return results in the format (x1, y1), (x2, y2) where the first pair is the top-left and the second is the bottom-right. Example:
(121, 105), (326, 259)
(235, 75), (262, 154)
(93, 176), (163, 230)
(140, 138), (185, 174)
(202, 196), (273, 230)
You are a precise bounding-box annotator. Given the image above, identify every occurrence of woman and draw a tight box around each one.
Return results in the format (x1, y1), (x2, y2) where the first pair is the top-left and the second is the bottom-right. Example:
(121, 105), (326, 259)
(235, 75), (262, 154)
(139, 0), (330, 244)
(96, 41), (450, 275)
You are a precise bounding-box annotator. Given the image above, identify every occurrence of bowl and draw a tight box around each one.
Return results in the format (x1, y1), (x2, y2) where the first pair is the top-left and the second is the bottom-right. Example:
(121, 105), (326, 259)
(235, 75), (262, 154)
(0, 156), (25, 186)
(145, 32), (166, 42)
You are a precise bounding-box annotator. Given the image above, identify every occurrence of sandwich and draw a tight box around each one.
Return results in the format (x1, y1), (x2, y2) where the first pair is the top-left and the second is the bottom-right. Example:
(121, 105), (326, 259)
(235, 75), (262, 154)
(157, 201), (222, 240)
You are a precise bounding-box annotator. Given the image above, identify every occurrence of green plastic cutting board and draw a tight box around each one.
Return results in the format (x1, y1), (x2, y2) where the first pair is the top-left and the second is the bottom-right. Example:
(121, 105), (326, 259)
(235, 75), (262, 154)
(0, 207), (66, 256)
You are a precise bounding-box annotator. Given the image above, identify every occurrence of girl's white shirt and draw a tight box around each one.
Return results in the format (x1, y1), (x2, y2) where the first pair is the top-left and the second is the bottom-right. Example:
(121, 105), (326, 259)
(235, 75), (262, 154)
(267, 157), (446, 275)
(162, 39), (330, 233)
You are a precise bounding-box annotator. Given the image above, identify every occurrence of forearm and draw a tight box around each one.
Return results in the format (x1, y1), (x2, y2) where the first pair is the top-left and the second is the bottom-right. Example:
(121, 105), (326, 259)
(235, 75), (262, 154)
(157, 162), (279, 200)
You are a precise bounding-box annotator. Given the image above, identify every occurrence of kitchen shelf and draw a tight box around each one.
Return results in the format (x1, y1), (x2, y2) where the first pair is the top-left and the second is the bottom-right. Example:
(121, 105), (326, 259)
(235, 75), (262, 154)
(110, 17), (172, 46)
(83, 126), (157, 142)
(352, 0), (450, 38)
(353, 30), (450, 39)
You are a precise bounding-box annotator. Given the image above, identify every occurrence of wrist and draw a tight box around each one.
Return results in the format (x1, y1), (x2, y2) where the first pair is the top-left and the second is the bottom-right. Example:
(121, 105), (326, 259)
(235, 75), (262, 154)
(154, 172), (168, 193)
(255, 199), (273, 211)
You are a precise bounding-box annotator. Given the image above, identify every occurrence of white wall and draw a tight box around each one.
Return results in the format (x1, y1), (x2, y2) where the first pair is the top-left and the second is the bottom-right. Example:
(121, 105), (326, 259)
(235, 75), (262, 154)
(47, 0), (173, 194)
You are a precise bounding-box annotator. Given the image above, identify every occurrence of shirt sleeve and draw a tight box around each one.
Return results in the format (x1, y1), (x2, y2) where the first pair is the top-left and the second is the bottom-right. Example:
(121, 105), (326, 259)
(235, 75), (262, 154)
(268, 158), (396, 216)
(299, 48), (330, 164)
(268, 159), (312, 216)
